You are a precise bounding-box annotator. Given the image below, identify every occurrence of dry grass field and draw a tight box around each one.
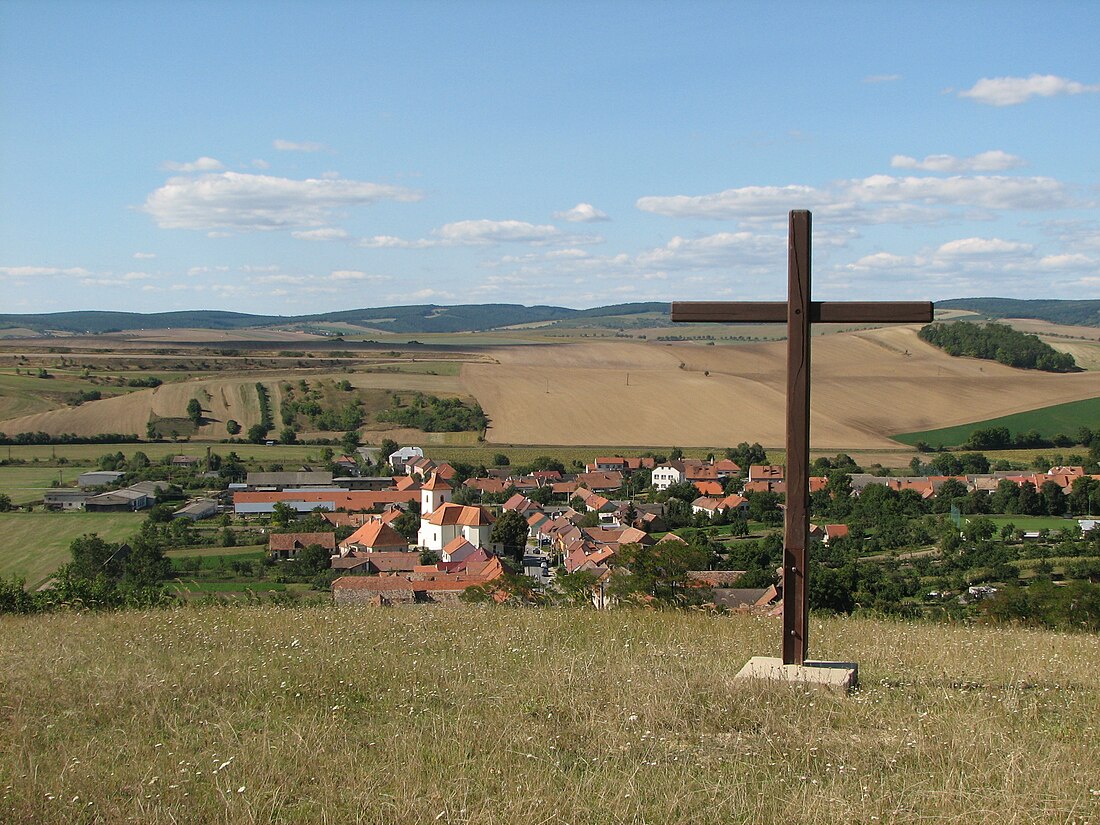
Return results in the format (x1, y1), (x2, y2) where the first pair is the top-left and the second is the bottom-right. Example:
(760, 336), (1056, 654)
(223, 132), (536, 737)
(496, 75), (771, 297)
(2, 605), (1099, 824)
(463, 326), (1100, 448)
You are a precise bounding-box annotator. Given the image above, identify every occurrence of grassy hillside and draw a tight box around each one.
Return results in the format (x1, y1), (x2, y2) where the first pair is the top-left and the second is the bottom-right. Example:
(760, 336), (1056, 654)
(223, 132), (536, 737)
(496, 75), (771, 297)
(2, 605), (1099, 823)
(893, 395), (1100, 448)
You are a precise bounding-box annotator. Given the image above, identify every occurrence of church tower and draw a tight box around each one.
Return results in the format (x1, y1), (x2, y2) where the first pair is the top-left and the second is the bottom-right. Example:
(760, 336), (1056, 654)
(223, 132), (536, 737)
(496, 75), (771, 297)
(420, 472), (451, 517)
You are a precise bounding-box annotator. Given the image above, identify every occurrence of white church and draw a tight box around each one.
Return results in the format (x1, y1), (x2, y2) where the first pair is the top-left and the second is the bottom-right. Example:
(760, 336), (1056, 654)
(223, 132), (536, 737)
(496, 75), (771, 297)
(416, 474), (499, 557)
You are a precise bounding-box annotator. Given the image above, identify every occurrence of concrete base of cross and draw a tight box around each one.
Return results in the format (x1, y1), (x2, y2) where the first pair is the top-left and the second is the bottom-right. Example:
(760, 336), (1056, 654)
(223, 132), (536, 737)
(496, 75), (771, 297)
(735, 656), (858, 693)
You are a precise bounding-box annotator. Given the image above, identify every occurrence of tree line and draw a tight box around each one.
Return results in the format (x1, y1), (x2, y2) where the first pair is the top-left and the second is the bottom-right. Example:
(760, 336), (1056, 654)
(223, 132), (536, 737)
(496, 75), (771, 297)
(919, 321), (1076, 372)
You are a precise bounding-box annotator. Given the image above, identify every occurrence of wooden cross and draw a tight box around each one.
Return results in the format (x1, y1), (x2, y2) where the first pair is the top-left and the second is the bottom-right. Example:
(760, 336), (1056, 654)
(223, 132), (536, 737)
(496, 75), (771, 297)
(672, 210), (933, 666)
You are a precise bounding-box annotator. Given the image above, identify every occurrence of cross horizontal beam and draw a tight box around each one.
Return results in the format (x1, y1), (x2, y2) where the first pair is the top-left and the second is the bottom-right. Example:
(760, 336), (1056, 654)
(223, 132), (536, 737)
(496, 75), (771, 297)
(671, 301), (933, 325)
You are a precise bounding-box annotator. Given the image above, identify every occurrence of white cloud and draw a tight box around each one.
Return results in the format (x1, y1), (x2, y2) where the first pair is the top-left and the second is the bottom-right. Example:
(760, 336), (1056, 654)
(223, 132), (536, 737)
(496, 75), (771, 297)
(0, 265), (91, 278)
(273, 139), (327, 152)
(636, 174), (1075, 224)
(252, 274), (308, 285)
(132, 251), (157, 260)
(845, 252), (911, 271)
(356, 234), (432, 249)
(554, 203), (610, 222)
(1038, 253), (1095, 270)
(959, 74), (1100, 106)
(936, 237), (1033, 257)
(186, 265), (230, 276)
(863, 74), (901, 84)
(161, 156), (224, 172)
(358, 219), (602, 249)
(143, 172), (422, 232)
(79, 272), (153, 287)
(292, 227), (349, 241)
(636, 184), (826, 219)
(252, 159), (270, 169)
(329, 269), (386, 281)
(633, 231), (782, 271)
(434, 219), (564, 245)
(890, 150), (1025, 173)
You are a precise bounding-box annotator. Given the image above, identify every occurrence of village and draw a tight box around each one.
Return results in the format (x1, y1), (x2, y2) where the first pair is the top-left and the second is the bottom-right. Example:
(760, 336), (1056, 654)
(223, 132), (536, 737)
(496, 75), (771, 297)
(30, 442), (1100, 613)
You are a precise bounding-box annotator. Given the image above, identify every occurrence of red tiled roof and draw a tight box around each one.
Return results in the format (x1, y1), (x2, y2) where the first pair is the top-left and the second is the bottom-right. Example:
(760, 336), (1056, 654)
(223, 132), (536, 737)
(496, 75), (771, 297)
(269, 532), (336, 552)
(694, 480), (724, 496)
(235, 490), (418, 509)
(426, 503), (496, 527)
(342, 521), (409, 550)
(421, 473), (452, 491)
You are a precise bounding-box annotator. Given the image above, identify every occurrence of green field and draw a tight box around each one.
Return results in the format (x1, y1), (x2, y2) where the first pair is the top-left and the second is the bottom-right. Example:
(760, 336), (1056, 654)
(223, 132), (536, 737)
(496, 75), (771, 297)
(166, 544), (266, 562)
(0, 465), (76, 504)
(0, 511), (144, 588)
(893, 396), (1100, 448)
(0, 442), (330, 464)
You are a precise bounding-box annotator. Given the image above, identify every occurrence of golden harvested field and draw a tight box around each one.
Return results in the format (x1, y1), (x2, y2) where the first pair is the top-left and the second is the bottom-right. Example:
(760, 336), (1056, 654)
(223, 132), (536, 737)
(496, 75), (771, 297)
(462, 326), (1100, 448)
(8, 325), (1100, 449)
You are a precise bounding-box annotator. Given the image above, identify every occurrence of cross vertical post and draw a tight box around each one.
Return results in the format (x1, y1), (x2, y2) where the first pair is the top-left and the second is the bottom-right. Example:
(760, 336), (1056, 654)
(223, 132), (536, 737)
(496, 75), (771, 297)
(669, 210), (932, 677)
(784, 210), (811, 665)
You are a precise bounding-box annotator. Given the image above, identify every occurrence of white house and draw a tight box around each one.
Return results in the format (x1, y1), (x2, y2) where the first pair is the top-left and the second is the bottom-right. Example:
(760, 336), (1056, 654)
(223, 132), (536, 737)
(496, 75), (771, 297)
(651, 462), (684, 491)
(388, 446), (425, 471)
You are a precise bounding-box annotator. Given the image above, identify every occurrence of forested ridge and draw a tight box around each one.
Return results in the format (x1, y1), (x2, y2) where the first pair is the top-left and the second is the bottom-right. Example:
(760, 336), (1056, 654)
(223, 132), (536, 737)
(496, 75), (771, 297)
(936, 298), (1100, 326)
(919, 321), (1077, 372)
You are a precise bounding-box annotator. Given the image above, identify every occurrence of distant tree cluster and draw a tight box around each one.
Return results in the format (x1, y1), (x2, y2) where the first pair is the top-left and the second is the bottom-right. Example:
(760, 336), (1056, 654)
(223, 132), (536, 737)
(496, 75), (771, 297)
(919, 321), (1076, 372)
(0, 431), (140, 446)
(377, 393), (487, 432)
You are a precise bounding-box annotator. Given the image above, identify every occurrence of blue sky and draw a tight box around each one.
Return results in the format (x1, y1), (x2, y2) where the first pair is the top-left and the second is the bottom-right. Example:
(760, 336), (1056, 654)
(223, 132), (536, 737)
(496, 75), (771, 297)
(1, 0), (1098, 315)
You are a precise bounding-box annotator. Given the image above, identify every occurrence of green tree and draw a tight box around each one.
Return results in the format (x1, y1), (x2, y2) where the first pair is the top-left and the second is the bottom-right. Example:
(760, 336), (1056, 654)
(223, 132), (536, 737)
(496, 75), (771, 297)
(378, 438), (399, 466)
(0, 575), (36, 613)
(491, 510), (529, 562)
(186, 398), (203, 425)
(247, 423), (270, 444)
(67, 534), (126, 582)
(297, 543), (332, 575)
(392, 510), (419, 541)
(340, 430), (360, 454)
(225, 419), (241, 436)
(609, 541), (710, 606)
(271, 501), (296, 527)
(280, 426), (297, 445)
(553, 570), (599, 606)
(0, 493), (12, 513)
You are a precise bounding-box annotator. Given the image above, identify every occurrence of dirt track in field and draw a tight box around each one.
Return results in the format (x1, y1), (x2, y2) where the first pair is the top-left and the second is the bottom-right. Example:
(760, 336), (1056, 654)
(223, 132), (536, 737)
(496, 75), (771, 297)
(461, 326), (1100, 448)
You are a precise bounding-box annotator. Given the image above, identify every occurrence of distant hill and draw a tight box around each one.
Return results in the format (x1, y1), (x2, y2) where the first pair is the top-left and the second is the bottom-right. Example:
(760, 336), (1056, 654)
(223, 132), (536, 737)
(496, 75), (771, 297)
(936, 298), (1100, 327)
(0, 302), (671, 336)
(10, 299), (1099, 336)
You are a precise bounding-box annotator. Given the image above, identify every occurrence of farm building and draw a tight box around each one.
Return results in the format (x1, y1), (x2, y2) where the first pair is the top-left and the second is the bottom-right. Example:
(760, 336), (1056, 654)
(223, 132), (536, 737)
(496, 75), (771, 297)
(172, 498), (219, 521)
(78, 471), (125, 489)
(43, 490), (91, 511)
